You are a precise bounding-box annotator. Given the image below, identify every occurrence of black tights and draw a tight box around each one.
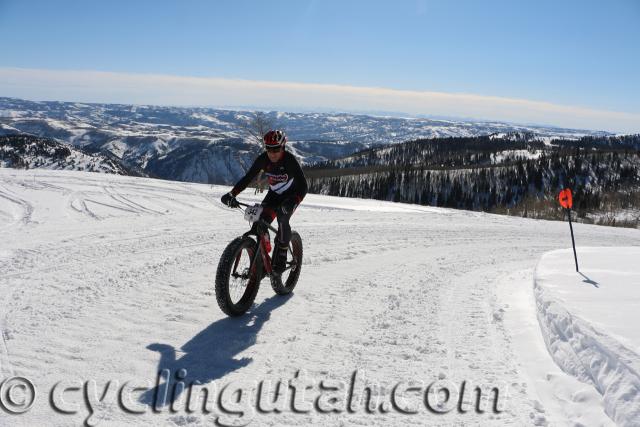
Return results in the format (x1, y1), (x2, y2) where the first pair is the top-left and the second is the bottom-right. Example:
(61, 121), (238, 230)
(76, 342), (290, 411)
(260, 191), (295, 246)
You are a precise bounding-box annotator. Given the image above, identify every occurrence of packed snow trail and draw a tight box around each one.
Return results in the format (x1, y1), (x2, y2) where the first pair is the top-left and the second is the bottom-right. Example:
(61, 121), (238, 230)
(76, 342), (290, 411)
(0, 169), (639, 426)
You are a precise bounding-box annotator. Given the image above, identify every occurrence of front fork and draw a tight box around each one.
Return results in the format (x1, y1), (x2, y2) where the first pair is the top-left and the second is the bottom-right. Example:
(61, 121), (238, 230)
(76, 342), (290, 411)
(259, 233), (273, 275)
(248, 230), (294, 280)
(250, 224), (295, 276)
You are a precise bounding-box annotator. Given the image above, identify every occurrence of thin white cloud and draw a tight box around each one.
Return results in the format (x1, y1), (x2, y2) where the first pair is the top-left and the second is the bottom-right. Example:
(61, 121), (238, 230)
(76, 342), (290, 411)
(0, 67), (638, 133)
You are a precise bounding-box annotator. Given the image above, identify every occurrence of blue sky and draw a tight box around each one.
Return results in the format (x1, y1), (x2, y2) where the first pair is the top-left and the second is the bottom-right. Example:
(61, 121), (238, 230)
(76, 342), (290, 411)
(0, 0), (639, 132)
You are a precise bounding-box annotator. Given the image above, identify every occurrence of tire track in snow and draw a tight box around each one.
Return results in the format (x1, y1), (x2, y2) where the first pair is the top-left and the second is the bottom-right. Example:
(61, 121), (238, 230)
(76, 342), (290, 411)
(1, 245), (219, 410)
(0, 180), (35, 375)
(247, 221), (607, 426)
(1, 236), (218, 279)
(103, 182), (167, 216)
(68, 191), (101, 219)
(0, 307), (15, 377)
(0, 184), (34, 226)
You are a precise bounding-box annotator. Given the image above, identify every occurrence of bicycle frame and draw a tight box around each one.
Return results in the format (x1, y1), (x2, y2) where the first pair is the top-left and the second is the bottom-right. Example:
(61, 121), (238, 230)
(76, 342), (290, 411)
(236, 201), (289, 280)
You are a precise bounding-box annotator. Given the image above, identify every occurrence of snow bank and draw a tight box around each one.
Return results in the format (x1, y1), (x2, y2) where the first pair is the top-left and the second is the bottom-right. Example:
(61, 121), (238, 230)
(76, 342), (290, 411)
(534, 247), (640, 426)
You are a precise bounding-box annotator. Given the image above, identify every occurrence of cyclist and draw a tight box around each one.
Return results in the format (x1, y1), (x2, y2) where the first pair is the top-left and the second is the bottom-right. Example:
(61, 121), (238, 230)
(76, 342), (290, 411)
(221, 129), (308, 274)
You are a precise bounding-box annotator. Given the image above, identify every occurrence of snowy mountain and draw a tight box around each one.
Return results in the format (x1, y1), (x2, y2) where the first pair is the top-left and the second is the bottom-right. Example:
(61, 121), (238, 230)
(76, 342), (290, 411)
(1, 168), (639, 426)
(0, 134), (135, 175)
(0, 97), (611, 184)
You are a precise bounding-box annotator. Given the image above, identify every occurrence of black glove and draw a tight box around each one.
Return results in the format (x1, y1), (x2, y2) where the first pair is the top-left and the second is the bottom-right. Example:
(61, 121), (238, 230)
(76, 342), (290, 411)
(221, 192), (239, 208)
(279, 198), (297, 215)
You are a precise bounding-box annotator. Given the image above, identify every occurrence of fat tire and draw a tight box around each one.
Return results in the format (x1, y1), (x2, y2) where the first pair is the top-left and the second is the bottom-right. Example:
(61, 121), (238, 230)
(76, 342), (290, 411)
(271, 231), (303, 295)
(215, 236), (260, 316)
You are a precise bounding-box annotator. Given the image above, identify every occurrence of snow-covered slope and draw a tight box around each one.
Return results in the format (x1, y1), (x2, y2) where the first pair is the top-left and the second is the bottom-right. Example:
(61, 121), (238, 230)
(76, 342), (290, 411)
(1, 169), (638, 426)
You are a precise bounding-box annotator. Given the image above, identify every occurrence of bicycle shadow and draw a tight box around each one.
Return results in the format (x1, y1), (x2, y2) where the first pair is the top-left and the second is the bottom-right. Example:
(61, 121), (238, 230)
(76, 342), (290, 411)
(139, 294), (292, 408)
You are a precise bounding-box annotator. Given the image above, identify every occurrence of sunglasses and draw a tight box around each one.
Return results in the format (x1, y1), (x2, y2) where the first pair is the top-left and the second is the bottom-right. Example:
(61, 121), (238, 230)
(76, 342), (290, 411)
(265, 146), (283, 153)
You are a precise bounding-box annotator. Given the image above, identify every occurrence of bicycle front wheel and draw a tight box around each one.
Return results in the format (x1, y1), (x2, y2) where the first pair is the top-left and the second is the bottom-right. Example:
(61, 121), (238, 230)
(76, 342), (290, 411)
(215, 236), (261, 316)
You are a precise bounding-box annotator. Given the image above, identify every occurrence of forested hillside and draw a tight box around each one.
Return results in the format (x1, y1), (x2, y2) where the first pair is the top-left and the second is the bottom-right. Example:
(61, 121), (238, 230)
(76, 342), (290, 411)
(306, 134), (640, 227)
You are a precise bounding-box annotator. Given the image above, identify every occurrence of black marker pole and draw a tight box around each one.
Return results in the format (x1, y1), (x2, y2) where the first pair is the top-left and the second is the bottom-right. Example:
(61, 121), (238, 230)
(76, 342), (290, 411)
(567, 208), (579, 272)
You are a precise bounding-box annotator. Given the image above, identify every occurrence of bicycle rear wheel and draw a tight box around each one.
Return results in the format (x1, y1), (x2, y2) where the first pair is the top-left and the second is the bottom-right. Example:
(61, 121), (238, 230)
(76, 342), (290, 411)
(271, 231), (303, 295)
(215, 236), (261, 316)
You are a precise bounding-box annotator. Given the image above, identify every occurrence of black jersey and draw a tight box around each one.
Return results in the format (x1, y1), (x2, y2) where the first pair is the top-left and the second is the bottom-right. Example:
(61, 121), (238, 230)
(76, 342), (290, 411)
(231, 151), (308, 203)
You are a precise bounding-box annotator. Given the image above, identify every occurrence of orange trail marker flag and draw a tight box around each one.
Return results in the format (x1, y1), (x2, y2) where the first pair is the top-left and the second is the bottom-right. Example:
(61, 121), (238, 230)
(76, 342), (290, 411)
(558, 188), (579, 272)
(559, 188), (573, 209)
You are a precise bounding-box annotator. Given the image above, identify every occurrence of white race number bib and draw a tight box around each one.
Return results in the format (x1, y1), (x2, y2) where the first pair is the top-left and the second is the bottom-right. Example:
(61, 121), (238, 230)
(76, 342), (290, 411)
(244, 204), (263, 223)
